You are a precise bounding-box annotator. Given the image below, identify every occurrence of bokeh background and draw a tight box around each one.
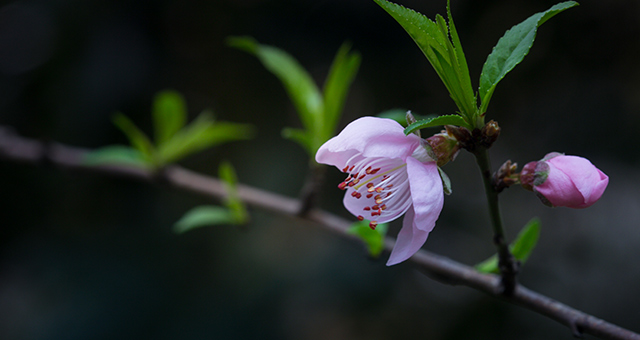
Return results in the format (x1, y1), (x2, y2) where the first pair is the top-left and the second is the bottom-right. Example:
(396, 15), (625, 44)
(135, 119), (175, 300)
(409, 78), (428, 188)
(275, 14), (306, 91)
(1, 0), (639, 339)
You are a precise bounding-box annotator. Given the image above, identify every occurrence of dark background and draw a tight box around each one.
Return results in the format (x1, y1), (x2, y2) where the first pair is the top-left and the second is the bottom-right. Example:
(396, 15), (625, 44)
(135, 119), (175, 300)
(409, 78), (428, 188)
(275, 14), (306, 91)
(1, 0), (639, 339)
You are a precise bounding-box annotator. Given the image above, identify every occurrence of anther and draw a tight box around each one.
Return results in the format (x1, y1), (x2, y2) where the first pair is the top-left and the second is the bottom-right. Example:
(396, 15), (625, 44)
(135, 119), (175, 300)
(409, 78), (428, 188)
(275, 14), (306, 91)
(357, 215), (364, 221)
(369, 221), (378, 230)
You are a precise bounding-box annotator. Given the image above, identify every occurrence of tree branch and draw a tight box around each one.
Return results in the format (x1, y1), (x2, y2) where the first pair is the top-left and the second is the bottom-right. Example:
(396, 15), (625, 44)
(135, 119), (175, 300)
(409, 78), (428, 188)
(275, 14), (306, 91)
(0, 125), (638, 340)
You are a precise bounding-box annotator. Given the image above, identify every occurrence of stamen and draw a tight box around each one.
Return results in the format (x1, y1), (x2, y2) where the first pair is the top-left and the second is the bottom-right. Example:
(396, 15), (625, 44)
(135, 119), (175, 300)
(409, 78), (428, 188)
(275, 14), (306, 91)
(369, 221), (378, 230)
(357, 215), (364, 221)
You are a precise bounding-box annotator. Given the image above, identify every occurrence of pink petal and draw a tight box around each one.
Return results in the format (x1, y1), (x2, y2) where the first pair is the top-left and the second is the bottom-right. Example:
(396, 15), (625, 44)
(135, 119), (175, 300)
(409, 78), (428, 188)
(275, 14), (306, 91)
(547, 155), (608, 205)
(535, 162), (585, 207)
(406, 158), (444, 232)
(386, 207), (431, 266)
(315, 117), (421, 168)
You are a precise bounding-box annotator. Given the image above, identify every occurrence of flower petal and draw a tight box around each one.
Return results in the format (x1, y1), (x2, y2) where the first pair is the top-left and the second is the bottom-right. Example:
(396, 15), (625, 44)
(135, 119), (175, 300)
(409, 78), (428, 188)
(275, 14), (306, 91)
(315, 117), (421, 168)
(406, 157), (444, 232)
(386, 207), (431, 266)
(547, 155), (608, 206)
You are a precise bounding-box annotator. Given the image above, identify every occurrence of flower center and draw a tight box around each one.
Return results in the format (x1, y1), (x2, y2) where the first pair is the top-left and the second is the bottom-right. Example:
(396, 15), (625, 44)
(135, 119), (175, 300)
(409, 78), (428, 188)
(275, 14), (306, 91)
(338, 154), (413, 229)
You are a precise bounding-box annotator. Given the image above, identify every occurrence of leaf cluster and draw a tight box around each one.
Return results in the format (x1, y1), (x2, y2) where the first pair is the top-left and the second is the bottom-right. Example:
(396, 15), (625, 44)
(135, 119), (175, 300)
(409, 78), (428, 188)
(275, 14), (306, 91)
(173, 161), (249, 233)
(228, 37), (361, 157)
(373, 0), (578, 135)
(85, 90), (254, 169)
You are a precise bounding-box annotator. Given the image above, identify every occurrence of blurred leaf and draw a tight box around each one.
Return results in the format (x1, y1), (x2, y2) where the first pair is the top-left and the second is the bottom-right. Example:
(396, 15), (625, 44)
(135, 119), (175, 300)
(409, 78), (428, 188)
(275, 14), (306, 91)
(219, 161), (249, 224)
(322, 42), (361, 140)
(219, 160), (238, 188)
(404, 114), (468, 135)
(83, 145), (150, 168)
(478, 1), (578, 114)
(173, 206), (236, 233)
(347, 221), (389, 257)
(157, 111), (254, 164)
(475, 218), (541, 273)
(281, 127), (313, 156)
(111, 112), (155, 161)
(228, 36), (323, 134)
(377, 109), (436, 127)
(153, 90), (187, 145)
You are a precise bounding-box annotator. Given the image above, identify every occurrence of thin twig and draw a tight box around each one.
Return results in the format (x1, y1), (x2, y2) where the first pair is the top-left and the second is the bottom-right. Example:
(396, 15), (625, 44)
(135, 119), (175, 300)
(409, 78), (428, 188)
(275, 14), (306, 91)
(0, 126), (638, 340)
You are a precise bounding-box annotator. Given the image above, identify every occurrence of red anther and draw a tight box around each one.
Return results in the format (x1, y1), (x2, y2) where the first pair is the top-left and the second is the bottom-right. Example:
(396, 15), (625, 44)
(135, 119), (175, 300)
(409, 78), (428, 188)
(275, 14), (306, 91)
(367, 186), (375, 193)
(375, 198), (383, 204)
(352, 178), (360, 185)
(363, 206), (371, 211)
(348, 181), (356, 187)
(355, 192), (362, 199)
(366, 193), (373, 199)
(370, 168), (381, 174)
(369, 221), (378, 230)
(351, 191), (361, 198)
(366, 183), (374, 188)
(386, 184), (394, 189)
(374, 194), (382, 200)
(365, 166), (372, 174)
(342, 165), (350, 172)
(358, 173), (366, 180)
(338, 182), (347, 190)
(375, 187), (383, 193)
(380, 204), (387, 210)
(357, 215), (364, 221)
(349, 165), (355, 172)
(371, 211), (381, 217)
(372, 205), (379, 210)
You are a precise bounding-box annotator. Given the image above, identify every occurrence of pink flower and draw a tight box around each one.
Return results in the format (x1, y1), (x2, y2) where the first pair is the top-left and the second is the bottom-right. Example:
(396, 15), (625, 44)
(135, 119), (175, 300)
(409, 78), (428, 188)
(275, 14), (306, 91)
(315, 117), (444, 265)
(520, 152), (608, 208)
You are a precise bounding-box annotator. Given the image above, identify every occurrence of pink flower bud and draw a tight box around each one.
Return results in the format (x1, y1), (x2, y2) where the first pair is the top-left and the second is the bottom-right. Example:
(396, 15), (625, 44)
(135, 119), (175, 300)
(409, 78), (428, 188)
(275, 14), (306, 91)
(520, 153), (608, 208)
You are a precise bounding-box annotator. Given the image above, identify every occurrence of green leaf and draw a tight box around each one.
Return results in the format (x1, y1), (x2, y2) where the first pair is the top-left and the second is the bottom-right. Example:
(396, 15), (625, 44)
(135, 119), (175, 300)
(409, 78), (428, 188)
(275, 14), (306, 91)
(157, 111), (254, 164)
(228, 36), (323, 134)
(111, 112), (155, 161)
(404, 114), (469, 135)
(478, 1), (579, 114)
(347, 221), (389, 257)
(322, 42), (361, 141)
(173, 205), (236, 233)
(83, 145), (150, 168)
(475, 218), (542, 273)
(153, 90), (187, 145)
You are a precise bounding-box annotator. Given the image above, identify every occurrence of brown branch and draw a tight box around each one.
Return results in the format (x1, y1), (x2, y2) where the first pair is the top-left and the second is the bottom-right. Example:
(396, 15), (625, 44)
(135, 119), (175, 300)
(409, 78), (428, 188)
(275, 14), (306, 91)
(1, 126), (638, 340)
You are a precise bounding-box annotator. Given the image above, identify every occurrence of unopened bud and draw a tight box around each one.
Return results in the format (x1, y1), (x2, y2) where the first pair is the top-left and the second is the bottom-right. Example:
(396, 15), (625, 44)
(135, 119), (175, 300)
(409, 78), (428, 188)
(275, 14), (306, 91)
(480, 120), (501, 147)
(426, 129), (460, 167)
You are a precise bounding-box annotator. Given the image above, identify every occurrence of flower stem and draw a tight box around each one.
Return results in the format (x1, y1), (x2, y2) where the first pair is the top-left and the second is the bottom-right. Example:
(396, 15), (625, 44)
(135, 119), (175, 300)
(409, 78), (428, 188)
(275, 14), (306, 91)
(473, 147), (518, 295)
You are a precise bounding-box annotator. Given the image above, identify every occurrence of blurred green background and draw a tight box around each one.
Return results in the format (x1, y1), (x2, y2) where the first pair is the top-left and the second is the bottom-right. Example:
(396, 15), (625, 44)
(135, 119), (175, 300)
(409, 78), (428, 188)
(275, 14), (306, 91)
(1, 0), (639, 339)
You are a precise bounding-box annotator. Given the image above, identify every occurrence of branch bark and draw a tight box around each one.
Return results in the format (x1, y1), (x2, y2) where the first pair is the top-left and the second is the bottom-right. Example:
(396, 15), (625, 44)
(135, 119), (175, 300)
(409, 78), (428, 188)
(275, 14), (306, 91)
(1, 126), (638, 340)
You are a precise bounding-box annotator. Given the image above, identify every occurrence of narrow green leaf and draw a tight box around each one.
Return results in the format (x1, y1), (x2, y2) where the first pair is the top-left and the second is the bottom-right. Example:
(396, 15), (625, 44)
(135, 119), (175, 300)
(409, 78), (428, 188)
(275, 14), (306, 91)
(322, 42), (361, 141)
(157, 111), (254, 164)
(446, 0), (475, 114)
(153, 90), (187, 146)
(475, 218), (542, 273)
(111, 112), (155, 161)
(404, 114), (468, 135)
(228, 36), (323, 133)
(83, 145), (150, 168)
(347, 221), (389, 257)
(173, 205), (236, 233)
(478, 1), (579, 113)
